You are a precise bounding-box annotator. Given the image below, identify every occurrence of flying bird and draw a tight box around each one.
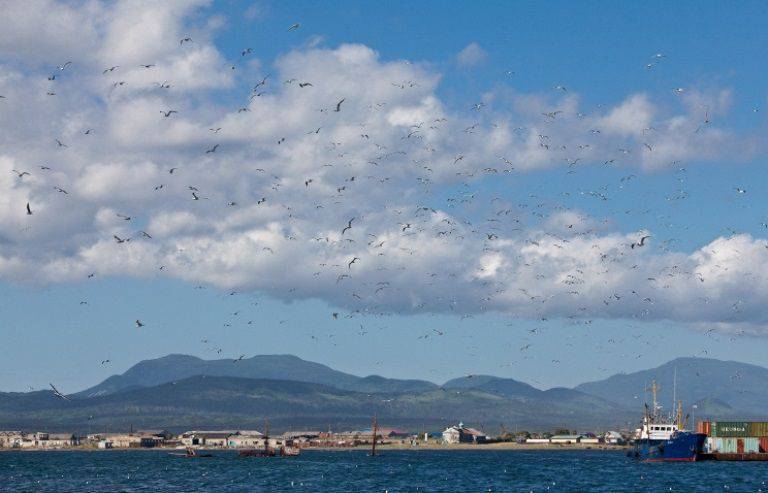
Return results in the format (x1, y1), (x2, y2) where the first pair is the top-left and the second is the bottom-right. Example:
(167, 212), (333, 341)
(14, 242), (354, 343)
(631, 235), (651, 249)
(135, 319), (145, 328)
(288, 23), (300, 31)
(335, 98), (345, 112)
(49, 383), (70, 401)
(342, 217), (355, 235)
(205, 144), (220, 154)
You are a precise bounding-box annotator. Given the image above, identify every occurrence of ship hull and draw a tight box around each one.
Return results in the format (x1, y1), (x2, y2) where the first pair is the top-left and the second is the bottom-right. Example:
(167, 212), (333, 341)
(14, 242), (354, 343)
(631, 432), (706, 462)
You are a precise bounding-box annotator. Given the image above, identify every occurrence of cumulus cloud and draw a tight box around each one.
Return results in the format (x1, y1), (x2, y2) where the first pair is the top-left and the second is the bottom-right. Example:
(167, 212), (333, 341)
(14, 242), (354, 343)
(0, 1), (766, 334)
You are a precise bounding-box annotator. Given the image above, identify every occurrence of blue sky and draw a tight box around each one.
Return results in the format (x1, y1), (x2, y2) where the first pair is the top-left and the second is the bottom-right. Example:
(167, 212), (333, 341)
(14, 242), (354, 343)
(0, 0), (767, 393)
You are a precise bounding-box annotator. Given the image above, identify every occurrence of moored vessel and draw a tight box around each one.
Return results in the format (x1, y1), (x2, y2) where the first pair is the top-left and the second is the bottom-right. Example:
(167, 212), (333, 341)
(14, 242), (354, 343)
(630, 380), (706, 462)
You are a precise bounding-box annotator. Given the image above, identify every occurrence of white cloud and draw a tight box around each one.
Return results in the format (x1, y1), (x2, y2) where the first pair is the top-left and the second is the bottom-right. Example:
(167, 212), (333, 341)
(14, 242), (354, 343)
(0, 1), (766, 334)
(456, 42), (487, 68)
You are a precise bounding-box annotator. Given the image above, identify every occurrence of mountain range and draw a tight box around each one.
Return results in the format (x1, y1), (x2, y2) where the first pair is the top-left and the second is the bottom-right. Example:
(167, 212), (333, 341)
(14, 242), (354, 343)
(2, 354), (767, 434)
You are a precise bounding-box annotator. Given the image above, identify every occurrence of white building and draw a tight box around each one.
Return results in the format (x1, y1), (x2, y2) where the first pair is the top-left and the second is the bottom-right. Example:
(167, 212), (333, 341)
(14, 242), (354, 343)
(442, 423), (488, 444)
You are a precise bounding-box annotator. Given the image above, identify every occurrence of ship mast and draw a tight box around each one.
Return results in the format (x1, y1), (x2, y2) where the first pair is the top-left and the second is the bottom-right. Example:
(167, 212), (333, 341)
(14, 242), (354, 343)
(264, 417), (270, 454)
(371, 416), (378, 457)
(672, 366), (677, 422)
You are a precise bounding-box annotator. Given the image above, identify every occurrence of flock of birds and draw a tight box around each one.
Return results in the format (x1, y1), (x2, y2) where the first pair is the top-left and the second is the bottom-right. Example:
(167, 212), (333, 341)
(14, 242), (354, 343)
(1, 21), (761, 402)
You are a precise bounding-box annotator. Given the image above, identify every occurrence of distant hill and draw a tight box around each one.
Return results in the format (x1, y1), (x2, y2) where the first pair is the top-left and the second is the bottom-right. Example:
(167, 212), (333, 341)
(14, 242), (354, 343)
(337, 375), (438, 394)
(0, 375), (631, 434)
(5, 354), (768, 433)
(574, 357), (768, 419)
(77, 354), (361, 397)
(443, 375), (541, 398)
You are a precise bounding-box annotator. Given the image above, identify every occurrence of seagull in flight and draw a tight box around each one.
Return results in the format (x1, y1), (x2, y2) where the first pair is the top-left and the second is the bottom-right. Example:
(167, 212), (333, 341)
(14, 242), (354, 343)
(205, 144), (220, 154)
(335, 98), (345, 112)
(49, 383), (70, 401)
(342, 217), (355, 235)
(631, 235), (651, 249)
(135, 319), (145, 328)
(288, 23), (300, 31)
(26, 202), (32, 215)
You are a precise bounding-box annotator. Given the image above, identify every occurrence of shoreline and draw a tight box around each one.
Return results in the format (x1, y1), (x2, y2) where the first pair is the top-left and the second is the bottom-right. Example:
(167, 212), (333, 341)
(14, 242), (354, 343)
(0, 443), (630, 452)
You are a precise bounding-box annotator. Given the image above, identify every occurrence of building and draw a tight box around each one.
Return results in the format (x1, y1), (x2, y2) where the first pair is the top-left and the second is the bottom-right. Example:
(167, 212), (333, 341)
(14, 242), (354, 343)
(34, 432), (78, 448)
(377, 428), (410, 439)
(87, 433), (136, 449)
(0, 431), (26, 448)
(442, 423), (488, 444)
(282, 431), (321, 443)
(227, 431), (264, 448)
(525, 438), (551, 444)
(550, 435), (582, 444)
(136, 430), (172, 448)
(604, 431), (626, 445)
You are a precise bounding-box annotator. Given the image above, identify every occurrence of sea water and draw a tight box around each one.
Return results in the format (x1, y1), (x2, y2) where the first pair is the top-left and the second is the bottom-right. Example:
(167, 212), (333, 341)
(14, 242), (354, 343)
(1, 449), (766, 492)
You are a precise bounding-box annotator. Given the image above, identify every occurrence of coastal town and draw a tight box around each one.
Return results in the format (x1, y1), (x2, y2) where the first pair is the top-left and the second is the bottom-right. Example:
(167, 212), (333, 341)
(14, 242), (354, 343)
(0, 423), (629, 451)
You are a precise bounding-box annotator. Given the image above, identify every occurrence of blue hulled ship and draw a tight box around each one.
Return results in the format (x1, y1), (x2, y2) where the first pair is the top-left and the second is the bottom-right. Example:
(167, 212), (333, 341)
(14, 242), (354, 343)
(629, 380), (706, 462)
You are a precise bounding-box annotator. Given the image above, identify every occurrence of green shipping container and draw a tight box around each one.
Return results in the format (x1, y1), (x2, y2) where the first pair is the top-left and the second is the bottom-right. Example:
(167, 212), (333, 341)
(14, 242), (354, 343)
(711, 422), (749, 437)
(747, 422), (768, 437)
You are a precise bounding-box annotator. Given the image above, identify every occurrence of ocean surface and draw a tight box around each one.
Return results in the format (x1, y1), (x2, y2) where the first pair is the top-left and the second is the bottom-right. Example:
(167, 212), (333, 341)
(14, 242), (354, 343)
(2, 449), (768, 492)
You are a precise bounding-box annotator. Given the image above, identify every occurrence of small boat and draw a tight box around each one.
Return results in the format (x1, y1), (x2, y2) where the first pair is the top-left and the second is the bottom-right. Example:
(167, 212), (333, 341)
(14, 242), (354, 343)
(238, 418), (300, 458)
(169, 447), (213, 458)
(238, 445), (300, 457)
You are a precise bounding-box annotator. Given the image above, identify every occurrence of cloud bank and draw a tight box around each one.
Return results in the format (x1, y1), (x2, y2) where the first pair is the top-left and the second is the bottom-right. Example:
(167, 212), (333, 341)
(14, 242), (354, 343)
(0, 0), (765, 332)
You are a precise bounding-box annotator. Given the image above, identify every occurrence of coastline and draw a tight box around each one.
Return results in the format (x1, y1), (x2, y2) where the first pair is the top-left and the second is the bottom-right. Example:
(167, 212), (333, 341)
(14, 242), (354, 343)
(0, 442), (630, 452)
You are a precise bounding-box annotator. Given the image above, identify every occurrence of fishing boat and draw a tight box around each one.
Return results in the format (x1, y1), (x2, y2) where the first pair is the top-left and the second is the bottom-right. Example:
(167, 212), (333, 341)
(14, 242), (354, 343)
(168, 447), (213, 458)
(629, 380), (706, 462)
(238, 419), (300, 458)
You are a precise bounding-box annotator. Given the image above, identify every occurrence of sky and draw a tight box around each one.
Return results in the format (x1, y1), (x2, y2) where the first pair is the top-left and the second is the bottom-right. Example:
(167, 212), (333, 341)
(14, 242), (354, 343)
(1, 0), (768, 393)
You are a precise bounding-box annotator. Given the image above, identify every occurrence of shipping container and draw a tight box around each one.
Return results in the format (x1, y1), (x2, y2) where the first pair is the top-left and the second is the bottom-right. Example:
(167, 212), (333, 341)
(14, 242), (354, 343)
(706, 437), (718, 452)
(711, 422), (750, 437)
(748, 422), (768, 437)
(697, 421), (711, 435)
(719, 437), (738, 453)
(744, 437), (760, 454)
(759, 437), (768, 453)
